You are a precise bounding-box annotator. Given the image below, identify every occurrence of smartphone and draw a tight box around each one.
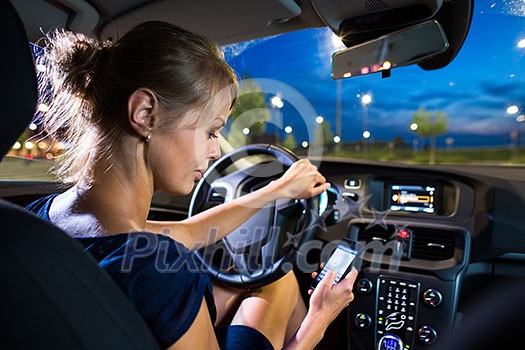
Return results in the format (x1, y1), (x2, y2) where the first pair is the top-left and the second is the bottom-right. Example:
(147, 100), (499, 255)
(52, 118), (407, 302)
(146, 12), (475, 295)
(311, 238), (364, 290)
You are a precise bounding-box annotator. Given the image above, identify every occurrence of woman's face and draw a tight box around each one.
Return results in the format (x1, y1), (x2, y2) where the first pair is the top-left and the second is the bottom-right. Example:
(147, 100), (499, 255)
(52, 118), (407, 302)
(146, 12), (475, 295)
(148, 97), (231, 195)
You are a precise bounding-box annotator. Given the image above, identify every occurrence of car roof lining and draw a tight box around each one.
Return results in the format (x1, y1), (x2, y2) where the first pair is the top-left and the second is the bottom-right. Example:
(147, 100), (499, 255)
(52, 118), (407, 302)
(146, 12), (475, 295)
(13, 0), (447, 46)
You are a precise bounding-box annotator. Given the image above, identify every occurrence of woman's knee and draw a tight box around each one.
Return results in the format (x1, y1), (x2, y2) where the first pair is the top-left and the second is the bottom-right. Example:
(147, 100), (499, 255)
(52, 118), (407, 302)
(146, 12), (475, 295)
(250, 270), (299, 303)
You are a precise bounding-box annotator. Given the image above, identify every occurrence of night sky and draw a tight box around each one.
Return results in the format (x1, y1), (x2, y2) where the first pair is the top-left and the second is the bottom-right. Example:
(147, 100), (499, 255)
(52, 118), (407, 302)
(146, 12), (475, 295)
(223, 1), (525, 149)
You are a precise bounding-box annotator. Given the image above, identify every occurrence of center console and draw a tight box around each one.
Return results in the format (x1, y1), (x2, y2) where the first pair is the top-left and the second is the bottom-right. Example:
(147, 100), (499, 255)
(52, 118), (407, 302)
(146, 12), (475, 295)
(345, 223), (468, 349)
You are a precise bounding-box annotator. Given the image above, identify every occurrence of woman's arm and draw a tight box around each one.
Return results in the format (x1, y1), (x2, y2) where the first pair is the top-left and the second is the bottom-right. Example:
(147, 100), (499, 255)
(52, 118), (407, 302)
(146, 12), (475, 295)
(146, 159), (330, 249)
(167, 298), (220, 350)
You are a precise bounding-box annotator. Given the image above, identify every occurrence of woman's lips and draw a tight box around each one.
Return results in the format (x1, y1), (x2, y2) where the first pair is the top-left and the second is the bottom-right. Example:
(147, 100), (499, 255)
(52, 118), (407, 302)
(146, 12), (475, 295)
(195, 170), (203, 181)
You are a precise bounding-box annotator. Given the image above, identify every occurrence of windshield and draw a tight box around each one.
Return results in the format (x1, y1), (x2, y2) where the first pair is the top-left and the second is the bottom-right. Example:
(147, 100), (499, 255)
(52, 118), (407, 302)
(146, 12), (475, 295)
(220, 0), (525, 166)
(2, 1), (524, 182)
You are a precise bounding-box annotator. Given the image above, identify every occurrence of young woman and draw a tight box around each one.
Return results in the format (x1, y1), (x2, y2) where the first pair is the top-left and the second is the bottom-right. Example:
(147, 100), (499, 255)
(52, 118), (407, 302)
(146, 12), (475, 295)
(27, 21), (358, 350)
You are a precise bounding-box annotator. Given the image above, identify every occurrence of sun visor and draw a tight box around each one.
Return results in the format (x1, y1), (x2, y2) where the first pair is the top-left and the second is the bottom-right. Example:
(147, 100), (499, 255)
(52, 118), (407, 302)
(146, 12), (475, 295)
(99, 0), (302, 44)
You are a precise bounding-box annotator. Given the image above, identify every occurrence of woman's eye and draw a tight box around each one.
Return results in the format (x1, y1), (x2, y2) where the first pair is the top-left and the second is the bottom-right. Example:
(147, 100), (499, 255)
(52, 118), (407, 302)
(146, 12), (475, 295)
(208, 132), (219, 139)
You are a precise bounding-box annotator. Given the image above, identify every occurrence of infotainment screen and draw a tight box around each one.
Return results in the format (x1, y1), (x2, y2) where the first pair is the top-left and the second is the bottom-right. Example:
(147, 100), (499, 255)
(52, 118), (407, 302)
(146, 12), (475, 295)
(388, 184), (438, 214)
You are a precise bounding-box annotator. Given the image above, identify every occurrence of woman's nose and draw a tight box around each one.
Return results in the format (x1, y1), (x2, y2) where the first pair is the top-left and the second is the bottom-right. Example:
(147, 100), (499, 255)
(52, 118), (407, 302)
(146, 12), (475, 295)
(208, 139), (221, 160)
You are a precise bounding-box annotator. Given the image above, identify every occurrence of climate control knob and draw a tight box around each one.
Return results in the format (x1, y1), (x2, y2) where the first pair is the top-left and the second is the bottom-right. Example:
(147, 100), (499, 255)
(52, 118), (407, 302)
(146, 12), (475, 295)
(423, 288), (443, 307)
(354, 313), (372, 329)
(418, 325), (437, 345)
(378, 334), (403, 350)
(356, 278), (373, 294)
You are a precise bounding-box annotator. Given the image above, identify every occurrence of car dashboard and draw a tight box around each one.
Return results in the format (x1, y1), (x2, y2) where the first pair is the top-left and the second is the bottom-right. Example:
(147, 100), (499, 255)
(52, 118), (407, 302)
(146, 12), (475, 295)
(309, 159), (525, 349)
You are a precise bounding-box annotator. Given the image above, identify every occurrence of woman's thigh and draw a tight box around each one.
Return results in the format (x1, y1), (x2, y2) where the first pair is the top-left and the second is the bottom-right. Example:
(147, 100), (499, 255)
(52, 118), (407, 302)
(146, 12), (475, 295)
(211, 282), (250, 327)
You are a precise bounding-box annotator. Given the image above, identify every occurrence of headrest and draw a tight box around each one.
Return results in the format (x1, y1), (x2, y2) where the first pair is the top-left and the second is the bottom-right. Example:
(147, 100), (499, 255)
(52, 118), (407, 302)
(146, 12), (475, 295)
(0, 0), (38, 160)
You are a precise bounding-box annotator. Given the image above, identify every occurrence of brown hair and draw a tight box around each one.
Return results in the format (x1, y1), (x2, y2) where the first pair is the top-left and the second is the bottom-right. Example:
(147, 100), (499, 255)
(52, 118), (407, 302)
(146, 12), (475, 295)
(37, 21), (238, 184)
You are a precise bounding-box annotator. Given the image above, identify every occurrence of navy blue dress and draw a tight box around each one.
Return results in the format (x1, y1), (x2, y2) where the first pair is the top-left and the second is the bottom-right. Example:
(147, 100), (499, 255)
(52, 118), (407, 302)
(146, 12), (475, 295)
(26, 194), (274, 350)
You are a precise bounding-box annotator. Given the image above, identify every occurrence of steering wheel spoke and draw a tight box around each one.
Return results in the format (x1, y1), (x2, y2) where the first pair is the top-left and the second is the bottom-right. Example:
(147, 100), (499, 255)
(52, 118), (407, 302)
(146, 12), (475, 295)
(189, 144), (320, 289)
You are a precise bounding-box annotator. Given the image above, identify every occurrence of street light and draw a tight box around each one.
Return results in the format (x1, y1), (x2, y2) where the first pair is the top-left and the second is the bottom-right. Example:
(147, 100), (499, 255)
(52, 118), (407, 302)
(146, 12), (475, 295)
(315, 115), (324, 124)
(333, 135), (341, 143)
(270, 95), (284, 143)
(445, 137), (455, 155)
(361, 93), (372, 153)
(507, 105), (521, 149)
(410, 122), (419, 131)
(270, 95), (284, 109)
(516, 114), (525, 147)
(507, 105), (519, 115)
(284, 125), (293, 134)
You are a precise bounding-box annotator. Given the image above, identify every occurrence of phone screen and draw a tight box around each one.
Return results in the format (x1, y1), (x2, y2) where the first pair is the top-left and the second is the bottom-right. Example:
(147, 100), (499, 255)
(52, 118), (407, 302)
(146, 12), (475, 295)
(311, 239), (362, 289)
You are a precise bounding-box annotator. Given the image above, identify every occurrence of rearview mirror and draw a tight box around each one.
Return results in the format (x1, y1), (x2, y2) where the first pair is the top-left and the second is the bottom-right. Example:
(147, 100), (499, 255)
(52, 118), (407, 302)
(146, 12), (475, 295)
(331, 20), (449, 79)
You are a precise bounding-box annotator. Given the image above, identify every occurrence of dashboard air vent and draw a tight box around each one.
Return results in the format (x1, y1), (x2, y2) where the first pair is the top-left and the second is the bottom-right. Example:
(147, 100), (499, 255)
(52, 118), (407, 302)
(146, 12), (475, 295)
(208, 187), (227, 204)
(357, 225), (395, 244)
(356, 224), (457, 261)
(411, 229), (455, 261)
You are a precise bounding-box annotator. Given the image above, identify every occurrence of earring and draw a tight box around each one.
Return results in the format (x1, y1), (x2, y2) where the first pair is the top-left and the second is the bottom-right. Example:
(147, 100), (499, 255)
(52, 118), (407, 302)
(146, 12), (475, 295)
(145, 133), (151, 143)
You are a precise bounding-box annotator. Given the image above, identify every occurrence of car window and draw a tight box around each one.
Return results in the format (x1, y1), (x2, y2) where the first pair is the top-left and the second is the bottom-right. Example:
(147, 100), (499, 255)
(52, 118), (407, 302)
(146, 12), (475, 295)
(220, 1), (525, 166)
(2, 1), (524, 182)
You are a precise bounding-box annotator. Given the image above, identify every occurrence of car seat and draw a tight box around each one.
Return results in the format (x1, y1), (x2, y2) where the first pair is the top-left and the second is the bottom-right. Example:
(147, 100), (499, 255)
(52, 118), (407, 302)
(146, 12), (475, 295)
(0, 1), (160, 348)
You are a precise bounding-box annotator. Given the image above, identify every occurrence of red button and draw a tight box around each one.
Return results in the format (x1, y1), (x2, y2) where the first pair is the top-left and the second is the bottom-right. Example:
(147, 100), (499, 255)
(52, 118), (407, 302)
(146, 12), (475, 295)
(397, 229), (410, 239)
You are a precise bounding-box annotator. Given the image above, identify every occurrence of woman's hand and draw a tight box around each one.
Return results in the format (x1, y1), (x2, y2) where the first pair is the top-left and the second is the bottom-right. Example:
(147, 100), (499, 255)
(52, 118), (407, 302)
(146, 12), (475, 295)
(307, 268), (358, 326)
(270, 159), (331, 200)
(283, 267), (358, 349)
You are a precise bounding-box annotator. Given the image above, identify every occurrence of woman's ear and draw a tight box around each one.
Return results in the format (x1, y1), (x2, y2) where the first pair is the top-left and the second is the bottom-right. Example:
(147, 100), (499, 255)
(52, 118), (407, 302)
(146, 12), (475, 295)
(128, 88), (157, 142)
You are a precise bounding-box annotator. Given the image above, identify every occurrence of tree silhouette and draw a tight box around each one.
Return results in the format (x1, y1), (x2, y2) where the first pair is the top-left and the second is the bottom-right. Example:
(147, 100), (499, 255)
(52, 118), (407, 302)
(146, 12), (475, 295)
(281, 133), (296, 151)
(411, 107), (448, 164)
(227, 78), (271, 147)
(312, 120), (333, 153)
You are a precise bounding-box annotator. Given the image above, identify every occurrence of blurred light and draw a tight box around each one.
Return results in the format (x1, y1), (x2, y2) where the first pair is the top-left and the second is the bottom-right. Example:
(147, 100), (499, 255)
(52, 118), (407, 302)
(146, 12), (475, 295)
(284, 125), (293, 134)
(28, 122), (37, 131)
(333, 135), (341, 143)
(331, 34), (346, 51)
(517, 115), (525, 122)
(410, 122), (419, 131)
(37, 141), (48, 149)
(45, 152), (54, 160)
(301, 141), (309, 148)
(518, 39), (525, 48)
(36, 64), (46, 72)
(363, 130), (371, 139)
(360, 67), (370, 75)
(37, 103), (49, 113)
(56, 141), (71, 150)
(315, 116), (324, 124)
(270, 95), (284, 109)
(242, 127), (250, 135)
(24, 141), (34, 150)
(382, 61), (392, 70)
(12, 141), (21, 150)
(343, 72), (352, 78)
(507, 105), (519, 115)
(361, 94), (372, 105)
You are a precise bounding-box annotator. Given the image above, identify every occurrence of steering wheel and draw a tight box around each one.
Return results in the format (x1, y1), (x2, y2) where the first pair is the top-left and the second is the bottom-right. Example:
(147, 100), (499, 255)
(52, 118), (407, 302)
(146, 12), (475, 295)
(188, 144), (321, 289)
